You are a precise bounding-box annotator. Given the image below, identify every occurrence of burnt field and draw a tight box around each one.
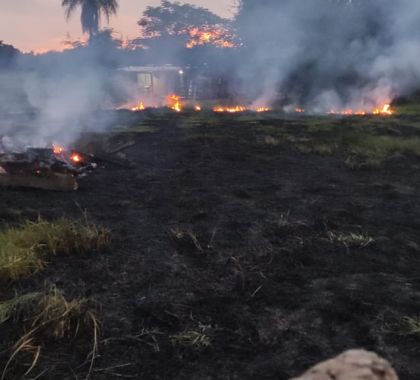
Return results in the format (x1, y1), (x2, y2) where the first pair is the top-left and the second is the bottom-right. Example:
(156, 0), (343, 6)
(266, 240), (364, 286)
(2, 110), (420, 379)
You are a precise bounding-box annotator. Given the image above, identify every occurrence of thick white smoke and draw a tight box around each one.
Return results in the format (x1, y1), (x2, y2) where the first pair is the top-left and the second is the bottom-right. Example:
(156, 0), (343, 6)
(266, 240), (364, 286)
(236, 0), (420, 112)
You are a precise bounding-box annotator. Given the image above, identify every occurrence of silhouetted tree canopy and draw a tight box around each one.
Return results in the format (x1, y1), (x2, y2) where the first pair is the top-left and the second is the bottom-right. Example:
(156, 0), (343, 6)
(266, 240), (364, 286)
(0, 41), (20, 69)
(138, 0), (226, 39)
(62, 0), (118, 38)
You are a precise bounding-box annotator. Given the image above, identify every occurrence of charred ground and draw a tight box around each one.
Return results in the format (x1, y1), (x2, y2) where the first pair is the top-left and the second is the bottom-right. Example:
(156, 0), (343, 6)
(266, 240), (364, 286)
(1, 110), (420, 379)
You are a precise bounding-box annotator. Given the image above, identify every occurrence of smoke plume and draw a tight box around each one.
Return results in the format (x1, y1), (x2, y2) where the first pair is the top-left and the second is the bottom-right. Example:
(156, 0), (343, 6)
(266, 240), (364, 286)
(236, 0), (420, 111)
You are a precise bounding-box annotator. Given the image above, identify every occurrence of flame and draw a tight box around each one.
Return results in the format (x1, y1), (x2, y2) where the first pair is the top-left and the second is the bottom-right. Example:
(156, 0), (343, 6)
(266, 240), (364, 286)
(373, 104), (393, 115)
(167, 94), (183, 112)
(186, 27), (237, 49)
(213, 106), (247, 113)
(195, 105), (202, 112)
(52, 144), (84, 165)
(255, 107), (271, 113)
(328, 109), (364, 116)
(213, 105), (270, 113)
(131, 101), (146, 112)
(328, 104), (393, 116)
(70, 153), (82, 163)
(295, 108), (305, 113)
(53, 144), (65, 155)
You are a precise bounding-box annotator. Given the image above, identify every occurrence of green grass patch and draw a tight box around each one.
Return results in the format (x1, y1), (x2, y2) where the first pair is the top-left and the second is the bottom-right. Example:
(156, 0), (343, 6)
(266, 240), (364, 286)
(340, 133), (420, 157)
(394, 103), (420, 116)
(0, 218), (110, 282)
(114, 124), (158, 134)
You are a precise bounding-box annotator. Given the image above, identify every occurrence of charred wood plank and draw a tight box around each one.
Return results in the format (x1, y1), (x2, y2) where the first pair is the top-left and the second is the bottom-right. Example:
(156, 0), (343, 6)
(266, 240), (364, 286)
(0, 173), (78, 191)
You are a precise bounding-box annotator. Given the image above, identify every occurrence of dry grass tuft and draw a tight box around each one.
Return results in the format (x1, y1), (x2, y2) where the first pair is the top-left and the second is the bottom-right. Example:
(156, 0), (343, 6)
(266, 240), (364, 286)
(170, 330), (211, 351)
(327, 231), (375, 248)
(0, 288), (100, 379)
(170, 228), (204, 254)
(393, 316), (420, 336)
(0, 217), (110, 281)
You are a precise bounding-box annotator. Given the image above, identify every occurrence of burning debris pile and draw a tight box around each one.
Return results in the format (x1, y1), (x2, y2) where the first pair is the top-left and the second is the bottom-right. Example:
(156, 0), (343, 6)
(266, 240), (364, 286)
(0, 143), (95, 191)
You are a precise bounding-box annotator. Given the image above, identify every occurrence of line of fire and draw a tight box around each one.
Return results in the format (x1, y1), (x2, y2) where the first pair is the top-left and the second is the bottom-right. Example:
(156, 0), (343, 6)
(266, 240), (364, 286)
(2, 1), (420, 379)
(0, 4), (413, 191)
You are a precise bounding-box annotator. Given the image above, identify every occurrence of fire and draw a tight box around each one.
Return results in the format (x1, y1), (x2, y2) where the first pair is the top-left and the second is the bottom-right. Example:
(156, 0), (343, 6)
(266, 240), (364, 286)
(328, 109), (365, 116)
(195, 105), (202, 112)
(213, 106), (247, 113)
(328, 104), (393, 116)
(53, 144), (65, 155)
(255, 107), (271, 113)
(186, 27), (237, 49)
(213, 105), (271, 113)
(52, 144), (84, 165)
(167, 94), (183, 112)
(70, 153), (82, 163)
(295, 108), (305, 113)
(373, 104), (393, 115)
(131, 101), (146, 112)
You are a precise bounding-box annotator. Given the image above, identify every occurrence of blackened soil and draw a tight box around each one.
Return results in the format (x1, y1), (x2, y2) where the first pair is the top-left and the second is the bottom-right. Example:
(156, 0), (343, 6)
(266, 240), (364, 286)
(2, 113), (420, 379)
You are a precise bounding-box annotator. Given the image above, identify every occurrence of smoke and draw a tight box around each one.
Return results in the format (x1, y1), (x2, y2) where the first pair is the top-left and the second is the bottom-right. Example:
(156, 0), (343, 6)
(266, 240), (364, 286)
(236, 0), (420, 111)
(0, 33), (120, 151)
(2, 0), (420, 149)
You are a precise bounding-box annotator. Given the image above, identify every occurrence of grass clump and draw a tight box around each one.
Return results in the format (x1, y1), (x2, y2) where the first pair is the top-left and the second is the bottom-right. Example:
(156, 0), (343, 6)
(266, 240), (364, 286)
(394, 103), (420, 116)
(0, 217), (110, 281)
(118, 125), (157, 134)
(340, 133), (420, 158)
(170, 330), (211, 351)
(327, 231), (375, 248)
(0, 288), (99, 379)
(389, 316), (420, 337)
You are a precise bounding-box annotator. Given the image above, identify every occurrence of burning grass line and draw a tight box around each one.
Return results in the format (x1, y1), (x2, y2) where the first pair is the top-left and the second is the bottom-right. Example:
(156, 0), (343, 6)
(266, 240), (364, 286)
(0, 217), (110, 282)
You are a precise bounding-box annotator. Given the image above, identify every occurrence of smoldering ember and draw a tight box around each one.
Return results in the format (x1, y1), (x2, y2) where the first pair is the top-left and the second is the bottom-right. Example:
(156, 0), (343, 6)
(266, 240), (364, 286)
(1, 0), (420, 379)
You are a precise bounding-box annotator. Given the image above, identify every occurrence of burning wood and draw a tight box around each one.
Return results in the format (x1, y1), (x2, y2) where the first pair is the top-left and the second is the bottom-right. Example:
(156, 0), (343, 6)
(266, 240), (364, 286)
(0, 144), (96, 191)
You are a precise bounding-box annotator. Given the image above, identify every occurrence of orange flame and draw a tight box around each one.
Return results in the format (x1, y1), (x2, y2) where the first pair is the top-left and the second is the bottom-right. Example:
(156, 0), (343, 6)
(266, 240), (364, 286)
(70, 153), (82, 163)
(195, 105), (202, 111)
(328, 104), (393, 116)
(213, 106), (247, 113)
(131, 101), (146, 112)
(186, 27), (237, 49)
(167, 94), (183, 112)
(53, 144), (65, 155)
(372, 104), (393, 115)
(213, 105), (271, 113)
(255, 107), (271, 113)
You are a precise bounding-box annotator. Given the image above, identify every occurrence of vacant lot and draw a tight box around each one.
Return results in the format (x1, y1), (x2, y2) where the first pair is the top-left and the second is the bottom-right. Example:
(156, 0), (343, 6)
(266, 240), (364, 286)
(1, 110), (420, 379)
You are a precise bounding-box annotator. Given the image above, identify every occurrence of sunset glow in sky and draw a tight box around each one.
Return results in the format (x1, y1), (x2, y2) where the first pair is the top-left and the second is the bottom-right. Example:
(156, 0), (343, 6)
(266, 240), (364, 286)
(0, 0), (235, 53)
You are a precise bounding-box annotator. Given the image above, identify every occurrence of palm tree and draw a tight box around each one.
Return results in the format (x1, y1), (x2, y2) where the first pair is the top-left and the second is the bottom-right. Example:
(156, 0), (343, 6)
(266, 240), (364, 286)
(62, 0), (118, 38)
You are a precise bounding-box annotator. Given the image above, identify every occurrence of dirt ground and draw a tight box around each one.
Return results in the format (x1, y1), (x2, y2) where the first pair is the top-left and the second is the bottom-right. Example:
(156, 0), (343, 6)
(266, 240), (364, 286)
(1, 110), (420, 379)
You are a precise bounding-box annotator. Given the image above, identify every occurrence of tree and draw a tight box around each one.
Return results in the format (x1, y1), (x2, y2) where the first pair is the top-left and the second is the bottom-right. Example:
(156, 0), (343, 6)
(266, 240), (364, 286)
(62, 0), (118, 38)
(139, 0), (225, 38)
(0, 41), (20, 69)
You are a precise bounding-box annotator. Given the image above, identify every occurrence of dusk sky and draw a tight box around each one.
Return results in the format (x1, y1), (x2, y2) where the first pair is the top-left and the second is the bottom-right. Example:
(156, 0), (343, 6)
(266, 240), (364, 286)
(0, 0), (236, 53)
